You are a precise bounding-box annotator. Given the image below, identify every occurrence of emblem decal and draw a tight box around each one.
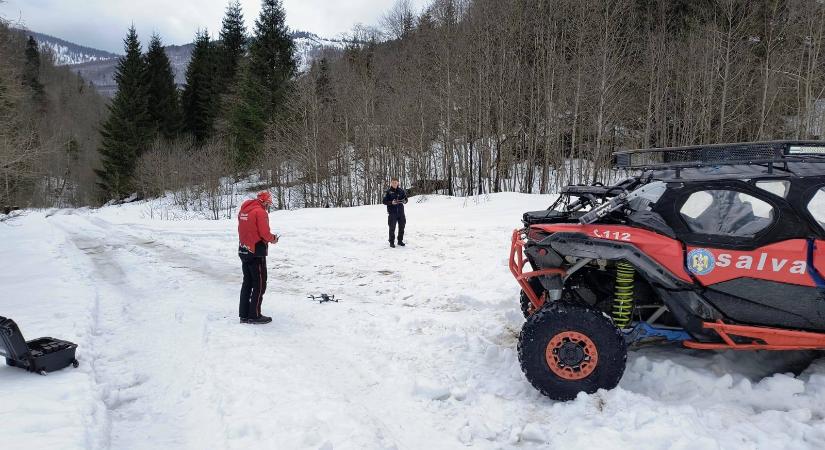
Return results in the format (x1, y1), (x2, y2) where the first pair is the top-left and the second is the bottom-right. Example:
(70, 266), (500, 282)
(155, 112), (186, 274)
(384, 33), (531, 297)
(687, 248), (715, 275)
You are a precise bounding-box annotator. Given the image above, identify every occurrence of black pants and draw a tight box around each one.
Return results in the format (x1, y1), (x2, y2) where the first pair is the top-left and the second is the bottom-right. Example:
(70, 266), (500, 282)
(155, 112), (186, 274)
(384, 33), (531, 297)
(239, 254), (267, 319)
(388, 213), (406, 243)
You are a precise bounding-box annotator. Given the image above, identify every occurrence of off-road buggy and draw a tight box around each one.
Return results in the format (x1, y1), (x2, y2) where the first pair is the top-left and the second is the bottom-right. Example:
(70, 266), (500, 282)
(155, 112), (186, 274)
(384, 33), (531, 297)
(511, 140), (825, 400)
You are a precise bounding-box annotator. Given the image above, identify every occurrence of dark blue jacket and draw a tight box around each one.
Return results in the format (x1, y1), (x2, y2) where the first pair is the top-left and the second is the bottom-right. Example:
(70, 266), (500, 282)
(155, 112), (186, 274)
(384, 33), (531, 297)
(383, 187), (408, 215)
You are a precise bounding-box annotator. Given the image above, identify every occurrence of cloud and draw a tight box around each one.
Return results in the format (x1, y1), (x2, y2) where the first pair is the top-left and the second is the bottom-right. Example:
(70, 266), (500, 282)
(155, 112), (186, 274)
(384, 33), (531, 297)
(0, 0), (432, 53)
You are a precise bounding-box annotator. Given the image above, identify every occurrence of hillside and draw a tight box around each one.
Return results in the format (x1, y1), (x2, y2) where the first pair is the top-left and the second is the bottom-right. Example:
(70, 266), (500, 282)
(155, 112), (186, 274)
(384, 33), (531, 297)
(0, 24), (107, 208)
(22, 29), (352, 97)
(19, 29), (119, 65)
(67, 42), (195, 97)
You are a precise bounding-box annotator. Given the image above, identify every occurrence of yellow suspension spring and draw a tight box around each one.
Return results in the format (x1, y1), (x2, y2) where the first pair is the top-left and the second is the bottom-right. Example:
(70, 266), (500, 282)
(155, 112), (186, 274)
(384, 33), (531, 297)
(612, 261), (635, 329)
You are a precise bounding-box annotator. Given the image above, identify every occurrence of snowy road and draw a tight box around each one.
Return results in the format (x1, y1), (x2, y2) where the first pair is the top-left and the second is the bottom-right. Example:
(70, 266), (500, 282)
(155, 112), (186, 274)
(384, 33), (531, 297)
(2, 194), (825, 449)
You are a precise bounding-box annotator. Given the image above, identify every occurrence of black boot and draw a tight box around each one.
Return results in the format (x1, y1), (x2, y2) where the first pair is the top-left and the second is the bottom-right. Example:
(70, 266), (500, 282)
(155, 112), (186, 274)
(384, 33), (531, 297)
(397, 241), (406, 246)
(247, 315), (272, 324)
(240, 318), (249, 324)
(389, 241), (396, 248)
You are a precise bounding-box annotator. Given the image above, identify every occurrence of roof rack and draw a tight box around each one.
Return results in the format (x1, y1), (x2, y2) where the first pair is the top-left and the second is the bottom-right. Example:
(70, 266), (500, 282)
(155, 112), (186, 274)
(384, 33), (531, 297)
(614, 140), (825, 173)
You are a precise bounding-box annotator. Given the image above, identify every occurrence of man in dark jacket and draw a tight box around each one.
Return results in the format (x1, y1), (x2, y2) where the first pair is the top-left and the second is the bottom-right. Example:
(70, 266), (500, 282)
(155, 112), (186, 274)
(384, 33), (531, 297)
(237, 191), (279, 324)
(382, 178), (408, 248)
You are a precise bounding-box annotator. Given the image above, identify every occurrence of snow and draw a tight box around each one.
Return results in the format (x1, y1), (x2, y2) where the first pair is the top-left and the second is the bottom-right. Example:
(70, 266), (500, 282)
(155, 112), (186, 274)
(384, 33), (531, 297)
(21, 30), (121, 66)
(40, 40), (117, 65)
(293, 35), (348, 72)
(2, 193), (825, 449)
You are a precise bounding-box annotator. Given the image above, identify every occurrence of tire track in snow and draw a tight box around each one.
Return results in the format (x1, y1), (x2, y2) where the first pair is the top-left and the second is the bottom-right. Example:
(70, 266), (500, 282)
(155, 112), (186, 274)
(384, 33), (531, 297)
(97, 219), (462, 448)
(54, 215), (321, 448)
(52, 215), (225, 449)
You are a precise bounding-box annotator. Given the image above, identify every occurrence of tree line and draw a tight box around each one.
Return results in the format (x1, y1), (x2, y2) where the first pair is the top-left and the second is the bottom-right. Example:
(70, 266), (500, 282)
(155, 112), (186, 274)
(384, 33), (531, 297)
(265, 0), (825, 208)
(5, 0), (825, 211)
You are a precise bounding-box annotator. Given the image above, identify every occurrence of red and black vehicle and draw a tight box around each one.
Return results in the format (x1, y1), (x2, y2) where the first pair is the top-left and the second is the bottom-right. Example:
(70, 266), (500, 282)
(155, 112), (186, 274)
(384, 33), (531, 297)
(512, 141), (825, 400)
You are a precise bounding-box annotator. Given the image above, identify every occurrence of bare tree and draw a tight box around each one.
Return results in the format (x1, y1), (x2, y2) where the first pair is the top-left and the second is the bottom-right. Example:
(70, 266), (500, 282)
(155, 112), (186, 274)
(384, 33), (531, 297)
(381, 0), (416, 40)
(158, 0), (825, 212)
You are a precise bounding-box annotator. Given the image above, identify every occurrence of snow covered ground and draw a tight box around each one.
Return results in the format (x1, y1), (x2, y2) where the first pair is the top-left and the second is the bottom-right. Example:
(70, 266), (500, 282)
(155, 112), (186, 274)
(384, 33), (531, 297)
(2, 193), (825, 450)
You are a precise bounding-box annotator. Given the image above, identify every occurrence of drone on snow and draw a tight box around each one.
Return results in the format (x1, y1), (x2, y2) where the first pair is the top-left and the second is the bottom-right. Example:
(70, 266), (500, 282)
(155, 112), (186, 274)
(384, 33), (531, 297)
(307, 294), (339, 304)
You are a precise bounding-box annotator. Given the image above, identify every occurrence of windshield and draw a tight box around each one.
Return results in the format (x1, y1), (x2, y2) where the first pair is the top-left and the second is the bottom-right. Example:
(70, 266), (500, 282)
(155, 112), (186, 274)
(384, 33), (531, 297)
(626, 181), (666, 212)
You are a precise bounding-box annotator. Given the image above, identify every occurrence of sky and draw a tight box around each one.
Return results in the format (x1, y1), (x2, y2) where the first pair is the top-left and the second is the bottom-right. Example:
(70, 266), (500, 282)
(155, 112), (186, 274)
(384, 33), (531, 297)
(0, 0), (431, 53)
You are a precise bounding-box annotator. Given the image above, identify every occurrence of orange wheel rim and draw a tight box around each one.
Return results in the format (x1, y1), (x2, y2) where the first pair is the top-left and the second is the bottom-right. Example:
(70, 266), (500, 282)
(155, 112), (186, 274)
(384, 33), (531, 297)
(545, 331), (599, 380)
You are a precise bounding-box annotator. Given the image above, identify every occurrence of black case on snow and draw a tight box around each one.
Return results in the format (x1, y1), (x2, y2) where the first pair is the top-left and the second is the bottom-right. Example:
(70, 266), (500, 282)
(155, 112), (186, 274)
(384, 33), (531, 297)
(0, 316), (78, 374)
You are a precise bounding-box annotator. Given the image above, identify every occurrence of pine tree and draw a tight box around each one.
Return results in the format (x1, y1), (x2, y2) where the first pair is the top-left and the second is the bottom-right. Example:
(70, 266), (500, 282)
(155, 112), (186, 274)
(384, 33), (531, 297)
(249, 0), (297, 108)
(315, 57), (334, 108)
(226, 59), (267, 164)
(95, 26), (153, 199)
(22, 36), (45, 102)
(314, 57), (335, 145)
(216, 1), (247, 93)
(181, 30), (219, 144)
(417, 10), (436, 32)
(144, 34), (182, 139)
(230, 0), (297, 167)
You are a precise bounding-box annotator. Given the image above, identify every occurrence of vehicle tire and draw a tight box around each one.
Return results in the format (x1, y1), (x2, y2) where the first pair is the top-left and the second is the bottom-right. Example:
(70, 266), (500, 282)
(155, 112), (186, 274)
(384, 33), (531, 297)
(519, 278), (545, 318)
(520, 290), (535, 318)
(72, 359), (79, 368)
(518, 302), (627, 401)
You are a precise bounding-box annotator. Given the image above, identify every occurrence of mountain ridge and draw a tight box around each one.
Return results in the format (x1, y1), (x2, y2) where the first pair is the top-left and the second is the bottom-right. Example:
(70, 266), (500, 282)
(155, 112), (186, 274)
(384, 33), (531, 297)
(20, 28), (355, 97)
(19, 29), (120, 65)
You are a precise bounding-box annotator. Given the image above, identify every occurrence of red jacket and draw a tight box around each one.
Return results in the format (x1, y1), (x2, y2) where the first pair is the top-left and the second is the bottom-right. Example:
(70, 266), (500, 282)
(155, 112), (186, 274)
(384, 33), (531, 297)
(238, 199), (275, 256)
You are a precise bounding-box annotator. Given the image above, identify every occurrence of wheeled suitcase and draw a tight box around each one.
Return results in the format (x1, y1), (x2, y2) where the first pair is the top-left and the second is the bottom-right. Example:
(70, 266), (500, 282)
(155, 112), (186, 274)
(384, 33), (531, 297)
(0, 316), (78, 375)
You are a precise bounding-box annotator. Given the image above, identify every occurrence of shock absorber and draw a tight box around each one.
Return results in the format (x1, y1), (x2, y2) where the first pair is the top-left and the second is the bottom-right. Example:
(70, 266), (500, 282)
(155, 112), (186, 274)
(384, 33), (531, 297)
(612, 261), (635, 329)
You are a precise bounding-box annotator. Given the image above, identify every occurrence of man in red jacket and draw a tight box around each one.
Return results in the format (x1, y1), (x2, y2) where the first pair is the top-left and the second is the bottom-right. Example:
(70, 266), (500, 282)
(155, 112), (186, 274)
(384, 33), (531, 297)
(238, 191), (279, 324)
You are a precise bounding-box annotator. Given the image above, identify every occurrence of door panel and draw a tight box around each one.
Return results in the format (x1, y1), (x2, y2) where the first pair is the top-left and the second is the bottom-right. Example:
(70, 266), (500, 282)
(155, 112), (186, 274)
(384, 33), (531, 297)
(686, 240), (825, 329)
(703, 279), (825, 331)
